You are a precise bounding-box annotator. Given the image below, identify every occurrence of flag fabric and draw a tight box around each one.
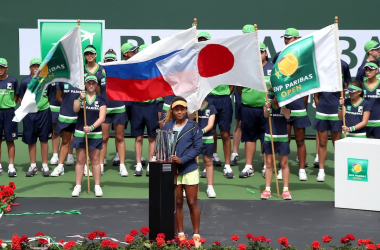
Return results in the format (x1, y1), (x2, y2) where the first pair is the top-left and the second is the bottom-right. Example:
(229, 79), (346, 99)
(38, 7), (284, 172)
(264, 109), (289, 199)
(156, 31), (267, 113)
(13, 26), (84, 122)
(270, 24), (342, 107)
(102, 27), (197, 102)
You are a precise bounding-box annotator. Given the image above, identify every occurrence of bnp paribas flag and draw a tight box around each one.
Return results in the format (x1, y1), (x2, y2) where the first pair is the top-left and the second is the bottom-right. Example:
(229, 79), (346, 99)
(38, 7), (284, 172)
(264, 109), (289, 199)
(270, 24), (342, 106)
(13, 26), (84, 122)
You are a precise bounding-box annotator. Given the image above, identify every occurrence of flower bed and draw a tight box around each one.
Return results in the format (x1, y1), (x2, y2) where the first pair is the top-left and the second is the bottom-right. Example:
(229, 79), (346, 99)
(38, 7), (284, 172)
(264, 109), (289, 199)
(0, 228), (379, 250)
(0, 182), (17, 214)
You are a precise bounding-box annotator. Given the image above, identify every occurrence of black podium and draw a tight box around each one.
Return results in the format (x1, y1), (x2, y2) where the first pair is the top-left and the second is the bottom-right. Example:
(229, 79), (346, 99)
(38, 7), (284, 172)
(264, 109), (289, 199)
(149, 161), (177, 240)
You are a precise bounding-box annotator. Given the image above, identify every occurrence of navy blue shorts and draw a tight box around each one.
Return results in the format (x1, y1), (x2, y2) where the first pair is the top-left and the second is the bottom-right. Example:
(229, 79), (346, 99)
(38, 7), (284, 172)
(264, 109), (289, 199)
(157, 100), (164, 111)
(202, 143), (213, 157)
(131, 102), (158, 137)
(105, 112), (127, 125)
(51, 111), (59, 124)
(206, 95), (233, 131)
(366, 127), (380, 138)
(241, 105), (267, 142)
(263, 141), (290, 156)
(313, 119), (342, 132)
(234, 89), (242, 120)
(55, 121), (76, 134)
(287, 116), (311, 128)
(22, 109), (52, 144)
(0, 108), (18, 141)
(71, 137), (102, 150)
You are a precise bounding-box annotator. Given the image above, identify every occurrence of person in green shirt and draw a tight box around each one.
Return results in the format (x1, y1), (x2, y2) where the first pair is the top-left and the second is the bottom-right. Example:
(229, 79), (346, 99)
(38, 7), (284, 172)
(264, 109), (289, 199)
(19, 58), (52, 177)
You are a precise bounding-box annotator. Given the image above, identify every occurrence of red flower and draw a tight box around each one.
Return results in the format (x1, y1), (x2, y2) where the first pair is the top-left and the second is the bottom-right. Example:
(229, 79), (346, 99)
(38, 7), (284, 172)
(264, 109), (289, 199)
(97, 231), (106, 238)
(35, 232), (44, 237)
(157, 233), (165, 239)
(125, 235), (134, 244)
(9, 182), (16, 190)
(364, 239), (373, 245)
(64, 241), (76, 249)
(110, 242), (118, 248)
(6, 205), (11, 212)
(312, 241), (320, 250)
(140, 227), (150, 236)
(3, 187), (14, 197)
(39, 239), (48, 245)
(59, 239), (65, 244)
(0, 239), (3, 245)
(187, 240), (195, 247)
(230, 234), (239, 242)
(238, 244), (246, 250)
(101, 239), (111, 248)
(252, 237), (260, 242)
(88, 232), (97, 240)
(346, 234), (355, 241)
(129, 230), (139, 236)
(200, 238), (206, 243)
(358, 239), (365, 246)
(322, 236), (333, 243)
(12, 234), (21, 250)
(278, 237), (289, 246)
(157, 237), (165, 247)
(340, 237), (349, 244)
(366, 244), (376, 250)
(179, 240), (186, 248)
(259, 236), (266, 242)
(284, 243), (290, 248)
(376, 244), (380, 249)
(246, 234), (254, 240)
(213, 241), (221, 246)
(20, 235), (29, 243)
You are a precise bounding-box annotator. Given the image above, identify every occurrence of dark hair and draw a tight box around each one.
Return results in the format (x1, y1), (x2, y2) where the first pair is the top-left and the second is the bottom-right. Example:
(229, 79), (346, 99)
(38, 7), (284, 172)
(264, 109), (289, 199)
(84, 45), (97, 65)
(104, 49), (116, 55)
(164, 96), (187, 123)
(368, 60), (379, 67)
(350, 80), (364, 98)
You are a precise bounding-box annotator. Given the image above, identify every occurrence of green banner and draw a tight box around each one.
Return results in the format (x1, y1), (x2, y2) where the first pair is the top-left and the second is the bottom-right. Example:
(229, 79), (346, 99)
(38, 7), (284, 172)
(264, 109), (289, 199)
(270, 36), (319, 102)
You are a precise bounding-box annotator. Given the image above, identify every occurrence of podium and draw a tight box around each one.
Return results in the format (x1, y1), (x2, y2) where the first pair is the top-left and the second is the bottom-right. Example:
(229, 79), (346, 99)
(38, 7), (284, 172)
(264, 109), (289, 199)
(335, 137), (380, 211)
(149, 161), (177, 240)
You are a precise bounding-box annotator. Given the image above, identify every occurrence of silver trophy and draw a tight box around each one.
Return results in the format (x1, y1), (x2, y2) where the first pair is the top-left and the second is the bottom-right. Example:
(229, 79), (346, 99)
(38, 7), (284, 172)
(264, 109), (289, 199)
(154, 129), (177, 162)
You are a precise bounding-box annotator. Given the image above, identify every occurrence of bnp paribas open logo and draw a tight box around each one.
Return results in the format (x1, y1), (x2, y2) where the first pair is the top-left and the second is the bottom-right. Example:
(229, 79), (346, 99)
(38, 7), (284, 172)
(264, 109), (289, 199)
(347, 158), (368, 182)
(270, 36), (319, 102)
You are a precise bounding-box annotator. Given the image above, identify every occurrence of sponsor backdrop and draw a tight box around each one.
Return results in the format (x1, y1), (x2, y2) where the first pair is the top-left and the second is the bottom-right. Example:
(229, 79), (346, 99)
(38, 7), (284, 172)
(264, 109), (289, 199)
(1, 0), (379, 136)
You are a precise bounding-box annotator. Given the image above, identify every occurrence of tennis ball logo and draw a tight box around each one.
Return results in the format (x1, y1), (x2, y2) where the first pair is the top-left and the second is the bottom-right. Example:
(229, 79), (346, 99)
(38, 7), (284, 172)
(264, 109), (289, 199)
(278, 54), (298, 76)
(352, 163), (362, 173)
(39, 65), (49, 77)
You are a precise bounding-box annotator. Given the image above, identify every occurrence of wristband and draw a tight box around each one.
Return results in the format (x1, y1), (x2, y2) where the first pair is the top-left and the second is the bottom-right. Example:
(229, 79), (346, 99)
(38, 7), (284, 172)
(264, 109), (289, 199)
(349, 126), (355, 132)
(338, 106), (342, 111)
(77, 98), (83, 103)
(202, 128), (206, 134)
(265, 108), (270, 112)
(90, 125), (95, 131)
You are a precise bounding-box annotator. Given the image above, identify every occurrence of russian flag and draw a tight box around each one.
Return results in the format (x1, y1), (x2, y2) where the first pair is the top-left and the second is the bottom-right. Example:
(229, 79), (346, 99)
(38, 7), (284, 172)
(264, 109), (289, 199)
(102, 27), (197, 102)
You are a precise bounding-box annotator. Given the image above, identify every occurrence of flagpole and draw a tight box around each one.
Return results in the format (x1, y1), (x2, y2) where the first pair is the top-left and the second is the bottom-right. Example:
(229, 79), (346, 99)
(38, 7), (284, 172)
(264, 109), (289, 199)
(193, 17), (200, 198)
(255, 24), (280, 198)
(335, 16), (346, 138)
(78, 19), (91, 195)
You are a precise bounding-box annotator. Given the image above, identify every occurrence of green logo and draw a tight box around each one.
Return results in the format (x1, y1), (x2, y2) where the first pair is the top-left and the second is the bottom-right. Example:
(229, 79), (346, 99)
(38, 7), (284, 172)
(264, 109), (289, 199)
(40, 21), (103, 63)
(64, 84), (69, 89)
(347, 106), (352, 111)
(347, 158), (368, 182)
(270, 36), (319, 103)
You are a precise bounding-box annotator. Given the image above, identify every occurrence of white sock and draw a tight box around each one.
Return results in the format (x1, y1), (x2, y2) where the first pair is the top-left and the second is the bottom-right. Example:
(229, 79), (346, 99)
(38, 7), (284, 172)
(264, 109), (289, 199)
(283, 187), (289, 191)
(231, 153), (238, 157)
(58, 163), (64, 168)
(263, 165), (266, 169)
(0, 164), (2, 168)
(9, 164), (14, 168)
(299, 169), (306, 173)
(31, 163), (36, 167)
(120, 164), (125, 168)
(178, 232), (184, 236)
(53, 153), (58, 157)
(315, 154), (319, 161)
(319, 169), (325, 174)
(94, 184), (100, 188)
(67, 154), (73, 158)
(213, 153), (218, 157)
(193, 234), (200, 238)
(245, 164), (252, 169)
(207, 185), (213, 190)
(136, 163), (142, 167)
(42, 163), (48, 168)
(265, 187), (271, 191)
(100, 164), (104, 168)
(76, 185), (81, 188)
(115, 152), (119, 157)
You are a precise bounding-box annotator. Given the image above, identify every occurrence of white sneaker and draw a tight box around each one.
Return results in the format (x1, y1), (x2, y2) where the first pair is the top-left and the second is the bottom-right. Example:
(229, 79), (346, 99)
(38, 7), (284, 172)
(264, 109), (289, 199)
(94, 186), (103, 197)
(207, 187), (217, 198)
(119, 165), (129, 177)
(277, 169), (283, 180)
(112, 153), (120, 166)
(50, 165), (64, 177)
(223, 166), (235, 179)
(200, 168), (206, 178)
(134, 165), (143, 176)
(84, 164), (93, 177)
(66, 155), (75, 166)
(299, 171), (308, 181)
(101, 165), (104, 175)
(212, 155), (222, 166)
(8, 165), (17, 177)
(239, 165), (254, 178)
(50, 155), (59, 165)
(71, 185), (81, 197)
(317, 172), (325, 182)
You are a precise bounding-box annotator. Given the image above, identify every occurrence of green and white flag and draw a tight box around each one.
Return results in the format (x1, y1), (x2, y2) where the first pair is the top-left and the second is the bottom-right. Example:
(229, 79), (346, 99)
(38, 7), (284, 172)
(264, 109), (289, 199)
(270, 24), (342, 106)
(13, 26), (84, 122)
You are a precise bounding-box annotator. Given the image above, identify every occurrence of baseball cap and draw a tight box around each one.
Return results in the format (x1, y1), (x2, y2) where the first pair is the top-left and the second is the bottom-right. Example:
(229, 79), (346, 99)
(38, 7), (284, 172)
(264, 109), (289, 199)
(85, 75), (98, 83)
(104, 53), (117, 61)
(259, 42), (266, 51)
(121, 43), (138, 54)
(364, 40), (380, 53)
(0, 58), (8, 67)
(198, 31), (211, 40)
(346, 84), (363, 93)
(84, 47), (97, 54)
(242, 24), (255, 34)
(30, 58), (42, 66)
(171, 100), (188, 108)
(281, 28), (300, 38)
(364, 62), (379, 70)
(138, 44), (148, 52)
